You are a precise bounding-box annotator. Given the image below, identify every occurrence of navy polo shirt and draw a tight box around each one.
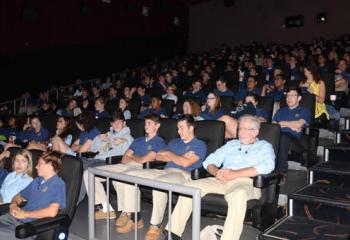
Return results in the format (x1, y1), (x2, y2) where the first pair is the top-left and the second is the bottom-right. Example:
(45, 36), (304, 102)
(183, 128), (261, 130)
(129, 135), (166, 156)
(165, 137), (207, 172)
(235, 88), (261, 102)
(214, 89), (235, 99)
(200, 108), (226, 120)
(20, 175), (66, 223)
(95, 111), (110, 119)
(256, 107), (269, 121)
(19, 127), (49, 143)
(79, 127), (100, 145)
(273, 105), (311, 138)
(267, 88), (286, 102)
(138, 108), (167, 119)
(289, 67), (302, 82)
(184, 90), (206, 105)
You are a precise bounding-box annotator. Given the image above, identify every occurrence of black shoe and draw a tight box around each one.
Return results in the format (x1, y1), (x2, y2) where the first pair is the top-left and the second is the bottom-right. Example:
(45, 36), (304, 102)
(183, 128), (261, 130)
(163, 230), (182, 240)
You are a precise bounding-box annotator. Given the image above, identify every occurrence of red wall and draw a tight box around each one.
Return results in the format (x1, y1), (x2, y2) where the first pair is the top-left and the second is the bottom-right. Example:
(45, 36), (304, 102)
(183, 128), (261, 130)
(189, 0), (350, 51)
(0, 0), (188, 54)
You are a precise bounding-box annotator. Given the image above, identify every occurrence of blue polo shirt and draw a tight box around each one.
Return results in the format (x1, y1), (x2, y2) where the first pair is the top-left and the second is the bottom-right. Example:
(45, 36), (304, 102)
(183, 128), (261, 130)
(164, 137), (207, 172)
(129, 135), (166, 156)
(200, 108), (226, 120)
(214, 89), (235, 99)
(235, 88), (261, 102)
(95, 111), (110, 119)
(267, 88), (286, 102)
(138, 108), (167, 119)
(20, 175), (66, 223)
(79, 127), (100, 145)
(18, 127), (49, 143)
(273, 105), (311, 138)
(256, 107), (269, 121)
(184, 90), (206, 105)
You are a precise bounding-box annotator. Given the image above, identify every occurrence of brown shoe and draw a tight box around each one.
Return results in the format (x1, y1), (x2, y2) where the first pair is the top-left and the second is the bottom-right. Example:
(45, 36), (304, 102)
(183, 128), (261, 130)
(145, 225), (163, 240)
(116, 218), (144, 233)
(95, 209), (116, 220)
(115, 212), (130, 227)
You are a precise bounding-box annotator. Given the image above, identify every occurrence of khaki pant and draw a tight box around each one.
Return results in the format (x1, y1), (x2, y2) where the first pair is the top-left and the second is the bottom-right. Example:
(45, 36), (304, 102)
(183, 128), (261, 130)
(83, 161), (142, 210)
(116, 168), (191, 225)
(167, 177), (261, 240)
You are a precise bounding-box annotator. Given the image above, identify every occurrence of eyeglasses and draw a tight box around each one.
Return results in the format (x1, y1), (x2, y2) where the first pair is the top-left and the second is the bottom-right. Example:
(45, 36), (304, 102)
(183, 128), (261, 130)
(238, 127), (257, 131)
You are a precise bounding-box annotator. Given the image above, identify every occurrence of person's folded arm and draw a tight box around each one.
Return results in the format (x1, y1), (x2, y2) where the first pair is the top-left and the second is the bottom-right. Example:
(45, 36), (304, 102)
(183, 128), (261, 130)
(156, 150), (199, 168)
(17, 203), (60, 219)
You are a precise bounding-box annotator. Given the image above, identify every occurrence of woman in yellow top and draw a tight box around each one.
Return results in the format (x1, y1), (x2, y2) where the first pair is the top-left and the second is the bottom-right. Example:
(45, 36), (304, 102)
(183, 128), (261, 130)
(300, 63), (329, 122)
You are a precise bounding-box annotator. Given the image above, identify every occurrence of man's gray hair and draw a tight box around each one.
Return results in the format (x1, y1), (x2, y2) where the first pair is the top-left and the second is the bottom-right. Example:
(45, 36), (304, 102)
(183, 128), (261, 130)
(238, 114), (260, 129)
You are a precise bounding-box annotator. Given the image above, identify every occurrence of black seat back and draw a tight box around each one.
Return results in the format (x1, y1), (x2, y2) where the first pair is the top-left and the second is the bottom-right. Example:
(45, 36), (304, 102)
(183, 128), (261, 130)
(158, 118), (178, 144)
(257, 96), (274, 123)
(257, 123), (281, 157)
(40, 115), (59, 137)
(129, 99), (141, 119)
(194, 120), (225, 157)
(220, 96), (234, 114)
(160, 99), (175, 117)
(126, 119), (145, 138)
(95, 118), (111, 134)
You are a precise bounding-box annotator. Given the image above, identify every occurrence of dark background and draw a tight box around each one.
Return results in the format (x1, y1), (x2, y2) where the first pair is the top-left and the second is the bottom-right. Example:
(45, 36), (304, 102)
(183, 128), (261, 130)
(0, 0), (189, 102)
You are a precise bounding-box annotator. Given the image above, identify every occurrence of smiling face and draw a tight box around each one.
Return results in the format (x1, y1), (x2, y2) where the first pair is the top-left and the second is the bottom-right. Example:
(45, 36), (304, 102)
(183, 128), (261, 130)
(238, 118), (259, 145)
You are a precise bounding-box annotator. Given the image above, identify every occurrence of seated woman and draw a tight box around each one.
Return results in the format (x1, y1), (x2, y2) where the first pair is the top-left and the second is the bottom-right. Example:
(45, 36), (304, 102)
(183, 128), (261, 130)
(300, 63), (329, 124)
(200, 92), (238, 139)
(231, 93), (268, 122)
(118, 97), (132, 120)
(56, 98), (81, 117)
(0, 149), (33, 204)
(52, 111), (100, 156)
(0, 151), (66, 239)
(172, 99), (203, 121)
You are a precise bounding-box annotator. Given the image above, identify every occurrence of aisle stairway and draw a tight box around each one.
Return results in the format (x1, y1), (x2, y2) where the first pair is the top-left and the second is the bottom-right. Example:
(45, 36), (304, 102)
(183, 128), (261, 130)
(260, 143), (350, 239)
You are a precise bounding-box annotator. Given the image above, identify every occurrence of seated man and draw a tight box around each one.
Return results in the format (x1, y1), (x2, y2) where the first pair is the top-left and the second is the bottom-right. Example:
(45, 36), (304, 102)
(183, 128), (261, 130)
(273, 87), (311, 179)
(90, 111), (133, 161)
(166, 115), (275, 240)
(0, 151), (66, 239)
(115, 115), (207, 238)
(83, 114), (166, 219)
(235, 75), (261, 105)
(138, 96), (168, 119)
(261, 74), (287, 102)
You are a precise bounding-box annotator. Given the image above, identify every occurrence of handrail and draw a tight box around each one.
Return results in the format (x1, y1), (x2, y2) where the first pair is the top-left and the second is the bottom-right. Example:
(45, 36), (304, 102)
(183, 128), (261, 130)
(88, 167), (201, 240)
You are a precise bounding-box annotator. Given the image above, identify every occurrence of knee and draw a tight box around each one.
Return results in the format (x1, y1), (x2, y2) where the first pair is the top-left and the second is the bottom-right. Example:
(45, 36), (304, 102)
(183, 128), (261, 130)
(225, 189), (248, 203)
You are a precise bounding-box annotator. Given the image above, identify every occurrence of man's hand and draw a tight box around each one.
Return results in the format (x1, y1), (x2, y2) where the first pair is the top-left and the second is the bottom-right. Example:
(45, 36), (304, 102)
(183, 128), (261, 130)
(113, 138), (124, 145)
(216, 169), (233, 184)
(10, 203), (21, 217)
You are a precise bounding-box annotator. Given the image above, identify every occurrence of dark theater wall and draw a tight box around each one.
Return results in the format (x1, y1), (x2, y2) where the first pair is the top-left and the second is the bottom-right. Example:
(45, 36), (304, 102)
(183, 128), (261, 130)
(189, 0), (350, 51)
(0, 0), (188, 53)
(0, 0), (188, 101)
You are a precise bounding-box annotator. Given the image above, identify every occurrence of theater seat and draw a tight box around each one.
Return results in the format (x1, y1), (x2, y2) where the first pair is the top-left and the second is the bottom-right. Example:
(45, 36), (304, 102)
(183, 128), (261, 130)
(191, 123), (281, 231)
(0, 154), (83, 240)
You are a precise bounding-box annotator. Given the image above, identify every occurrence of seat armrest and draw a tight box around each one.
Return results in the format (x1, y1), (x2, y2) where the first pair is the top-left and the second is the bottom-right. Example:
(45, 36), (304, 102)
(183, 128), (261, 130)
(143, 161), (167, 169)
(304, 127), (319, 137)
(0, 203), (9, 215)
(78, 152), (98, 158)
(105, 156), (123, 165)
(253, 173), (281, 188)
(191, 167), (212, 180)
(16, 214), (68, 238)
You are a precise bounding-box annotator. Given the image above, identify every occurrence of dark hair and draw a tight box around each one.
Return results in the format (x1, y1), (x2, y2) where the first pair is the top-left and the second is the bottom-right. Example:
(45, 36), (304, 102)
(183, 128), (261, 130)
(177, 114), (195, 128)
(112, 111), (125, 122)
(286, 86), (302, 96)
(245, 92), (259, 103)
(302, 62), (321, 83)
(247, 75), (257, 82)
(275, 74), (286, 81)
(144, 114), (161, 124)
(216, 78), (227, 84)
(207, 92), (222, 113)
(95, 96), (106, 105)
(76, 110), (96, 132)
(57, 116), (72, 140)
(40, 151), (63, 173)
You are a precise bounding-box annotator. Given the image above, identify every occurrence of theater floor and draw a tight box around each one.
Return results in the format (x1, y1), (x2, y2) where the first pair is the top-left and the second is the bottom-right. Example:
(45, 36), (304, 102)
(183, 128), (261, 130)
(68, 169), (307, 240)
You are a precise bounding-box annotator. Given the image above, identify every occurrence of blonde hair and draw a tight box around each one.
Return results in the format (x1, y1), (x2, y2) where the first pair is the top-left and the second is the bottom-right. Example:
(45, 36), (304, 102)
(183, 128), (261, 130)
(13, 149), (33, 177)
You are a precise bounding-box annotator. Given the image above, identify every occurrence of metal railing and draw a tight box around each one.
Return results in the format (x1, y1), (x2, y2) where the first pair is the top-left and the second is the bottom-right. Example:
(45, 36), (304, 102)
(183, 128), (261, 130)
(88, 167), (201, 240)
